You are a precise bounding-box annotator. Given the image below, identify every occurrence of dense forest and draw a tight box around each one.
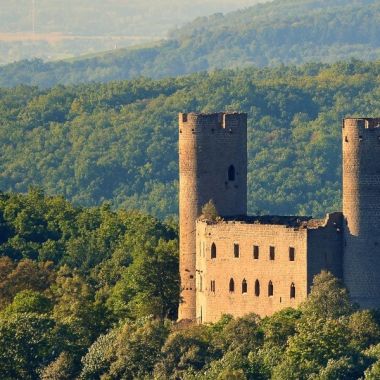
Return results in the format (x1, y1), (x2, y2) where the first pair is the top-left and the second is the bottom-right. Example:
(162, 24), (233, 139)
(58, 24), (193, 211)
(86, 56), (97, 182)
(1, 189), (380, 379)
(1, 0), (379, 87)
(0, 60), (380, 219)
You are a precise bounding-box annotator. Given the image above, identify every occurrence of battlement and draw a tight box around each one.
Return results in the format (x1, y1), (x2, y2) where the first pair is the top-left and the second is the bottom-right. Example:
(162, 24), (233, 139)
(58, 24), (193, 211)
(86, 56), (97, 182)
(343, 118), (380, 130)
(179, 112), (247, 131)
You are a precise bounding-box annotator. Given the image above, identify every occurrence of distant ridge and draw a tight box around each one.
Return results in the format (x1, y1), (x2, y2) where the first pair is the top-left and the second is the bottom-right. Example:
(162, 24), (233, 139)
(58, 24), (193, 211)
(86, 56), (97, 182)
(0, 0), (379, 88)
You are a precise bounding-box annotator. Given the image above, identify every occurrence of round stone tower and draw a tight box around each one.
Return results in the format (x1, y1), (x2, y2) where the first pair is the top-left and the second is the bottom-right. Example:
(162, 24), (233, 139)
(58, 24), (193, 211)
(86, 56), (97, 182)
(343, 117), (380, 308)
(178, 112), (247, 321)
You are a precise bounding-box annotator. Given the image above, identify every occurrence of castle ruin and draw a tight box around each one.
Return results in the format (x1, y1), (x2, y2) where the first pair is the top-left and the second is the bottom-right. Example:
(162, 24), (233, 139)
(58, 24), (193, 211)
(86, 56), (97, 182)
(178, 113), (380, 323)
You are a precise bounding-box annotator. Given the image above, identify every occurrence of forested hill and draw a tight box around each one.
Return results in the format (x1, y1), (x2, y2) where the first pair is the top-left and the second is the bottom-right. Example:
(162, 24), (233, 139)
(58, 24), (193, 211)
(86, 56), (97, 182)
(1, 60), (380, 219)
(1, 0), (380, 88)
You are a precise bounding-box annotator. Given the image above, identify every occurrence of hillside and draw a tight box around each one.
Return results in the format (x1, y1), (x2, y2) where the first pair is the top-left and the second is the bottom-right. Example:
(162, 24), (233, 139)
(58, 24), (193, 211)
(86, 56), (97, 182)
(0, 0), (263, 64)
(0, 0), (379, 87)
(0, 191), (379, 379)
(1, 60), (380, 219)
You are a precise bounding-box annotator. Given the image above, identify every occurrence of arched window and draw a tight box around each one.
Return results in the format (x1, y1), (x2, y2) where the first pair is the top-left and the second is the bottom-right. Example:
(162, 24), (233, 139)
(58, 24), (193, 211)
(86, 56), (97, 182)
(255, 280), (260, 297)
(228, 165), (236, 181)
(229, 278), (235, 292)
(211, 243), (217, 259)
(242, 279), (248, 294)
(268, 281), (274, 297)
(290, 283), (296, 299)
(289, 247), (295, 261)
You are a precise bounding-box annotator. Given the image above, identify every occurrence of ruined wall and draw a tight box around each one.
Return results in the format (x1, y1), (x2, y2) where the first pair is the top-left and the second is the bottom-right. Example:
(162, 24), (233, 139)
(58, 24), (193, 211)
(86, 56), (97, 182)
(178, 112), (247, 321)
(307, 212), (343, 288)
(343, 118), (380, 308)
(196, 220), (308, 323)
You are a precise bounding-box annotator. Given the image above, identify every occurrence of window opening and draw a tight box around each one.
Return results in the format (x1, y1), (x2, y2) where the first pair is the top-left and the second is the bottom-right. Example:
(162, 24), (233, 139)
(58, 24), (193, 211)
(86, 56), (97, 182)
(210, 280), (216, 293)
(253, 245), (259, 259)
(290, 283), (296, 299)
(242, 279), (248, 294)
(270, 246), (275, 260)
(268, 281), (274, 297)
(234, 243), (240, 258)
(255, 280), (260, 297)
(229, 278), (235, 292)
(228, 165), (236, 181)
(211, 243), (217, 259)
(289, 247), (295, 261)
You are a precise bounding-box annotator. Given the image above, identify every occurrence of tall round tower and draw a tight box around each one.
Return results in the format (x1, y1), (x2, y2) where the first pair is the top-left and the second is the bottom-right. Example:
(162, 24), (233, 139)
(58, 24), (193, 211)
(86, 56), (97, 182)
(343, 117), (380, 308)
(178, 112), (247, 321)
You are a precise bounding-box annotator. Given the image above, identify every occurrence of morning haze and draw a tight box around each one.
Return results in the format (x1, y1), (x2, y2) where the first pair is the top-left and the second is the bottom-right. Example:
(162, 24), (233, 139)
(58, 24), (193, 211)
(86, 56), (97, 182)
(0, 0), (267, 64)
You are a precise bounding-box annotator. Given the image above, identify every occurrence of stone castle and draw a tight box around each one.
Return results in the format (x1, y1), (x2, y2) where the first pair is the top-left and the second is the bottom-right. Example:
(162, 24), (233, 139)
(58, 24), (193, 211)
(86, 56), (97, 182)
(178, 113), (380, 323)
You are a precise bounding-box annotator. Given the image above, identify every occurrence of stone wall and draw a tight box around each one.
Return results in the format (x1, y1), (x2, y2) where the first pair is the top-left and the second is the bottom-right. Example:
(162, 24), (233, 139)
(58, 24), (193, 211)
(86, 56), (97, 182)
(196, 213), (344, 323)
(196, 220), (308, 323)
(343, 118), (380, 307)
(307, 212), (343, 288)
(178, 112), (247, 320)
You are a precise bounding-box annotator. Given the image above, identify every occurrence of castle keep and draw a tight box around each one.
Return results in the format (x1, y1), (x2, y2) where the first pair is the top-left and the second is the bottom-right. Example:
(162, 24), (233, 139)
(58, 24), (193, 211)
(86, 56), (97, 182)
(178, 113), (380, 323)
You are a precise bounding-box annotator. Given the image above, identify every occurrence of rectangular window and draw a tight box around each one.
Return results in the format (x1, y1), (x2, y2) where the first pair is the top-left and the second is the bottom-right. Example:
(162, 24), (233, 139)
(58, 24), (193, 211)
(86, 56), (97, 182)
(270, 246), (275, 260)
(253, 245), (259, 259)
(210, 280), (216, 293)
(289, 247), (295, 261)
(234, 243), (240, 258)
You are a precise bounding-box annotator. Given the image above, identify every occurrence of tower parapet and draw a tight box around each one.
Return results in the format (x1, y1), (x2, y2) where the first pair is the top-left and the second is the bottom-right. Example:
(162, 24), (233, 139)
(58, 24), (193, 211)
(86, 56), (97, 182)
(178, 112), (247, 321)
(343, 117), (380, 308)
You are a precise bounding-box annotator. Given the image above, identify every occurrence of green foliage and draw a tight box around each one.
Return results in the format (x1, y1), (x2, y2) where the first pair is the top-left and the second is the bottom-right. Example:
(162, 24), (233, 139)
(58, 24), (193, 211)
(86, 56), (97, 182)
(154, 325), (214, 379)
(0, 313), (64, 380)
(1, 0), (380, 86)
(2, 290), (52, 315)
(272, 317), (354, 379)
(40, 352), (76, 380)
(107, 239), (179, 320)
(201, 200), (219, 221)
(300, 271), (354, 319)
(0, 257), (55, 309)
(0, 190), (179, 378)
(2, 61), (380, 218)
(81, 317), (170, 379)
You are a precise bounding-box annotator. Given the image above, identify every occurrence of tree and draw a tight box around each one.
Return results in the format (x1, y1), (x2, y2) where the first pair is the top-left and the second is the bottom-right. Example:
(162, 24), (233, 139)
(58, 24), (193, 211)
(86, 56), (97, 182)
(40, 352), (76, 380)
(107, 239), (179, 320)
(201, 200), (219, 222)
(301, 271), (354, 319)
(154, 325), (212, 379)
(272, 318), (356, 380)
(52, 266), (109, 352)
(0, 258), (55, 310)
(2, 290), (52, 315)
(81, 318), (170, 380)
(348, 310), (380, 350)
(0, 313), (64, 380)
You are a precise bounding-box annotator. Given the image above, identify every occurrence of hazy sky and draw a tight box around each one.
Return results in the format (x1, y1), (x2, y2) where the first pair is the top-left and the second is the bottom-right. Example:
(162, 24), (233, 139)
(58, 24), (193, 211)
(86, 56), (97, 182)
(0, 0), (268, 35)
(0, 0), (269, 63)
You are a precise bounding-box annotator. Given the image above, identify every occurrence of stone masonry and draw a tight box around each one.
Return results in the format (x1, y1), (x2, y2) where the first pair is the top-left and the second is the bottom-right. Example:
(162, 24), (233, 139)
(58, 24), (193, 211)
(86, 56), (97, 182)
(178, 114), (380, 323)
